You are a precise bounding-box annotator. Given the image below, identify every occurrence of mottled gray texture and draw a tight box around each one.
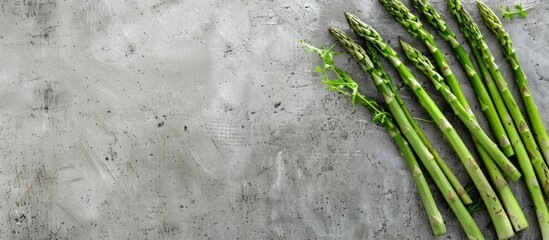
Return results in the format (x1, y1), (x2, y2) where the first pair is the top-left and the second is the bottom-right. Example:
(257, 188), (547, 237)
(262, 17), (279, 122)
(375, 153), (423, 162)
(0, 0), (548, 239)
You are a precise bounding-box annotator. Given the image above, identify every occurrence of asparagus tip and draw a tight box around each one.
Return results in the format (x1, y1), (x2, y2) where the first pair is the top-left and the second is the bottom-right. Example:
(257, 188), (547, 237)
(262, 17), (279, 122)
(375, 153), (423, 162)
(329, 28), (344, 39)
(344, 12), (359, 25)
(344, 11), (353, 19)
(398, 38), (410, 48)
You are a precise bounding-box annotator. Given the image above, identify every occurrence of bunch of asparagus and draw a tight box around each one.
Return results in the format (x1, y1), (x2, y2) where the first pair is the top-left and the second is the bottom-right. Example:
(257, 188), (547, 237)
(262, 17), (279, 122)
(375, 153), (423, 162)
(302, 0), (549, 238)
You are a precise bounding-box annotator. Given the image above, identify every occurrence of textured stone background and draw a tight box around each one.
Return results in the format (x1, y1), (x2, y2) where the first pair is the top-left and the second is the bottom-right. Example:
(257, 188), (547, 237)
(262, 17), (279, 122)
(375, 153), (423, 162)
(0, 0), (547, 239)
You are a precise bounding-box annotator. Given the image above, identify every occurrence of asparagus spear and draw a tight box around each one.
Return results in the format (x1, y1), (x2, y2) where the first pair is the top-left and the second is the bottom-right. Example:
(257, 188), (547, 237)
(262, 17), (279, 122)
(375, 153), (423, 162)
(411, 0), (513, 165)
(327, 29), (483, 239)
(447, 0), (549, 196)
(400, 40), (528, 231)
(377, 0), (518, 181)
(404, 5), (529, 228)
(377, 0), (515, 158)
(472, 45), (549, 237)
(477, 1), (549, 167)
(348, 2), (522, 182)
(302, 41), (447, 235)
(449, 0), (549, 237)
(363, 33), (471, 204)
(470, 32), (549, 240)
(344, 13), (514, 239)
(395, 39), (522, 183)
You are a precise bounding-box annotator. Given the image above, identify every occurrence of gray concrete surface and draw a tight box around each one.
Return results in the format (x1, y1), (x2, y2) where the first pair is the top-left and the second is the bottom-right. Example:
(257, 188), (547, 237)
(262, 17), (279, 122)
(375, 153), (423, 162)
(0, 0), (548, 239)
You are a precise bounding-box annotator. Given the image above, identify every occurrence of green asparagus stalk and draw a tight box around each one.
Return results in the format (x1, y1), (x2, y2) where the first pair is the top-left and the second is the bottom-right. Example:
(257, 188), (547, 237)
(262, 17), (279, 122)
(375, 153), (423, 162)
(394, 39), (521, 183)
(405, 4), (529, 228)
(378, 0), (515, 158)
(447, 0), (549, 197)
(363, 33), (472, 204)
(400, 40), (528, 231)
(471, 33), (549, 240)
(327, 29), (483, 239)
(344, 13), (514, 239)
(477, 1), (549, 167)
(471, 22), (549, 237)
(411, 0), (513, 164)
(302, 41), (447, 235)
(449, 0), (549, 237)
(348, 3), (522, 182)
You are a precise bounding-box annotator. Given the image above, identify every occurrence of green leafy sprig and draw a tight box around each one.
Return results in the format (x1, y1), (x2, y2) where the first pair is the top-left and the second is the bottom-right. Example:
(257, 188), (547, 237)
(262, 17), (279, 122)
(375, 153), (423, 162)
(300, 40), (392, 125)
(464, 183), (484, 214)
(501, 3), (532, 20)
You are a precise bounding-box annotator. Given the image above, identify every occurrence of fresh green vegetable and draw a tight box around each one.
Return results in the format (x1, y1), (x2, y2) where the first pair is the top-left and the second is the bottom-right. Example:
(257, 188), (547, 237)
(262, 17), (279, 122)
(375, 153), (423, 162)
(363, 31), (471, 204)
(406, 6), (530, 228)
(376, 0), (467, 115)
(501, 3), (531, 20)
(327, 29), (483, 239)
(448, 0), (549, 237)
(343, 12), (513, 239)
(400, 39), (528, 231)
(471, 26), (549, 239)
(301, 40), (447, 235)
(411, 0), (513, 163)
(394, 38), (521, 183)
(448, 0), (549, 195)
(406, 3), (529, 227)
(377, 0), (517, 170)
(478, 0), (549, 173)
